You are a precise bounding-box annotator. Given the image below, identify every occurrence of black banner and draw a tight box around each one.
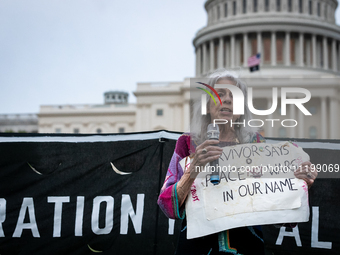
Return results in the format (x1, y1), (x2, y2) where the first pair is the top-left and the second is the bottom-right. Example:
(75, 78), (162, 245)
(0, 132), (340, 254)
(263, 138), (340, 255)
(0, 131), (182, 255)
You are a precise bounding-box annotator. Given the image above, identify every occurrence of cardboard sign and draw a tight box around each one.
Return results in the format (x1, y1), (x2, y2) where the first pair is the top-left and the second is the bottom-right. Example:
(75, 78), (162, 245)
(181, 141), (310, 239)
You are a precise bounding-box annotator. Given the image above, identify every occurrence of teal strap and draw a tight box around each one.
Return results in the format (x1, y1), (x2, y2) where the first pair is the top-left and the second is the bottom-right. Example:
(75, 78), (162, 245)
(218, 231), (242, 254)
(174, 183), (185, 219)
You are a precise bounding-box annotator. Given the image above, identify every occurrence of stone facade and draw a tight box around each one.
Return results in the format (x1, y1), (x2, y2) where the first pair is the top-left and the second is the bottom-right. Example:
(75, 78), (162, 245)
(0, 114), (38, 133)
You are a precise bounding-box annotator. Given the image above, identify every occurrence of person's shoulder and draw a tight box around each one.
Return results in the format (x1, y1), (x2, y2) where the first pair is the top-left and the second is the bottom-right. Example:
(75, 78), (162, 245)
(175, 133), (192, 158)
(250, 132), (266, 143)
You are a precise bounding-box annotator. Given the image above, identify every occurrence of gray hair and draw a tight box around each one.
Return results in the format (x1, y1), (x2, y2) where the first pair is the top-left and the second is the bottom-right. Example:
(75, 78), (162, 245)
(191, 68), (258, 145)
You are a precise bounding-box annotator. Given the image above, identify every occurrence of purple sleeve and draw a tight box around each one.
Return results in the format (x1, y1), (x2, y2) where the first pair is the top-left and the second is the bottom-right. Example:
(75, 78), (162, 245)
(157, 134), (191, 219)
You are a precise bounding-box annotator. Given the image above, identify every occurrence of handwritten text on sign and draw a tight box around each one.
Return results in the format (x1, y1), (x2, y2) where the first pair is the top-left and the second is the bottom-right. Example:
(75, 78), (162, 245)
(181, 141), (310, 239)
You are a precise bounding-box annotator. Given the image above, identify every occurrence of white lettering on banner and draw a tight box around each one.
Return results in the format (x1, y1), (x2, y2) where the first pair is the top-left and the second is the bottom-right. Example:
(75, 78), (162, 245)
(120, 194), (145, 234)
(13, 198), (40, 238)
(0, 198), (6, 237)
(0, 194), (147, 238)
(274, 206), (332, 250)
(48, 196), (70, 237)
(276, 225), (302, 246)
(75, 196), (85, 236)
(311, 206), (332, 249)
(181, 142), (310, 239)
(92, 196), (114, 235)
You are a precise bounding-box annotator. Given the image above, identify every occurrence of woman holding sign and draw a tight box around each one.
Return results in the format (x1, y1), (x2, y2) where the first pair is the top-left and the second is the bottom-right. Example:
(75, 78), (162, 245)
(157, 69), (317, 255)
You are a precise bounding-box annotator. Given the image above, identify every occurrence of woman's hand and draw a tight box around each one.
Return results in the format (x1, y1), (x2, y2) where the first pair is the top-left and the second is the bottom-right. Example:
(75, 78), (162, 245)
(176, 140), (223, 207)
(189, 140), (223, 177)
(294, 161), (318, 189)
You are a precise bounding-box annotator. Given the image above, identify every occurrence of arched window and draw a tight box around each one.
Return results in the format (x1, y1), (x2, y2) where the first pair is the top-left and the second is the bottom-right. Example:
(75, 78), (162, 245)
(265, 0), (269, 11)
(253, 0), (257, 12)
(288, 0), (292, 12)
(276, 0), (281, 11)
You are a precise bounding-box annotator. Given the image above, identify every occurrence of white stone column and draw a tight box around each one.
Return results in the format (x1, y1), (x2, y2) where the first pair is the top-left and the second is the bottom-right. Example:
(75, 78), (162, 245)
(210, 40), (215, 71)
(203, 42), (207, 74)
(299, 33), (304, 66)
(321, 97), (327, 139)
(285, 32), (291, 66)
(330, 97), (339, 139)
(243, 33), (248, 67)
(183, 101), (190, 132)
(135, 107), (142, 131)
(312, 34), (317, 68)
(282, 0), (287, 11)
(289, 103), (296, 138)
(172, 104), (182, 131)
(231, 35), (235, 68)
(323, 36), (328, 69)
(266, 99), (274, 137)
(271, 32), (276, 66)
(298, 107), (304, 138)
(142, 105), (151, 132)
(219, 37), (224, 68)
(257, 32), (262, 64)
(332, 39), (337, 72)
(140, 106), (146, 131)
(196, 46), (201, 77)
(258, 0), (263, 12)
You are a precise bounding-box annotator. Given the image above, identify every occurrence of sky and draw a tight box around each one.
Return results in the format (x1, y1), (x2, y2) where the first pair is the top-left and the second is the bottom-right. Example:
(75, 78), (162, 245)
(0, 0), (339, 114)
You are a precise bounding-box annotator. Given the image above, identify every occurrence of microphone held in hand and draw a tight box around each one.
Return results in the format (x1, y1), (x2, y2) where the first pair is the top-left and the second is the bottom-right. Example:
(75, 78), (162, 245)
(207, 123), (220, 185)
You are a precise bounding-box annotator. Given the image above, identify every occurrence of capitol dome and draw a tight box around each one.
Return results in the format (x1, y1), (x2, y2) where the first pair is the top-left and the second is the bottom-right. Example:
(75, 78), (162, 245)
(191, 0), (340, 139)
(193, 0), (340, 77)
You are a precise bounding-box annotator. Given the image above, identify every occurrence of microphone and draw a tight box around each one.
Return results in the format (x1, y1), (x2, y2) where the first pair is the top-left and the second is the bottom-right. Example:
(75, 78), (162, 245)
(207, 123), (220, 185)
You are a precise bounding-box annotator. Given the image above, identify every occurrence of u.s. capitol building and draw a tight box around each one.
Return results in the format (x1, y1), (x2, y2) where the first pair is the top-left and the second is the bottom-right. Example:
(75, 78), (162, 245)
(38, 0), (340, 139)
